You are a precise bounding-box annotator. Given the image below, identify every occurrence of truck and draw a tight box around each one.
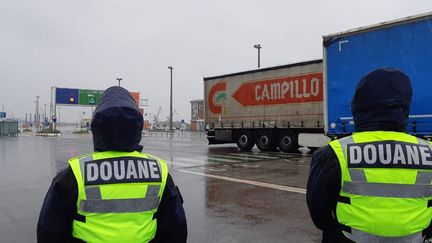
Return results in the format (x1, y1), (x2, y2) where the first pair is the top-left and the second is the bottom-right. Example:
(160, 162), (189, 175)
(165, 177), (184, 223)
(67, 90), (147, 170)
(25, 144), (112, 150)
(205, 12), (432, 152)
(204, 60), (325, 152)
(323, 12), (432, 138)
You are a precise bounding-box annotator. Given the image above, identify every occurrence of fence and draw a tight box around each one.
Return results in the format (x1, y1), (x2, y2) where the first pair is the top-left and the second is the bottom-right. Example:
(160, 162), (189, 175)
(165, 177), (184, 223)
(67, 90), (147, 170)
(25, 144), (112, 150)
(144, 130), (206, 140)
(0, 120), (19, 137)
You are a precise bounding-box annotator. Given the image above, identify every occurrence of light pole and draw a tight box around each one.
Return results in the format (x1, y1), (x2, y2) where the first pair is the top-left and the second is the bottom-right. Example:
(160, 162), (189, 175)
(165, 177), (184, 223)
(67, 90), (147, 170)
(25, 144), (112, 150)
(116, 78), (122, 87)
(36, 96), (40, 130)
(253, 44), (261, 68)
(168, 66), (173, 138)
(58, 107), (61, 126)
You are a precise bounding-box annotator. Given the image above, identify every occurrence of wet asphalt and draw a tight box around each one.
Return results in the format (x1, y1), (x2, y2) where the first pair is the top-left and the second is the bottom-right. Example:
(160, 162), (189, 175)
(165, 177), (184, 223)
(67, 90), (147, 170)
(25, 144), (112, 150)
(0, 131), (321, 243)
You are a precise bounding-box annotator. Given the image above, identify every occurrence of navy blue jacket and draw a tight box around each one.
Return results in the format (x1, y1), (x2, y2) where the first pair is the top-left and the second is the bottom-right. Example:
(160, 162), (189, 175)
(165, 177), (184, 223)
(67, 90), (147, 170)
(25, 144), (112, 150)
(306, 68), (414, 242)
(37, 87), (187, 242)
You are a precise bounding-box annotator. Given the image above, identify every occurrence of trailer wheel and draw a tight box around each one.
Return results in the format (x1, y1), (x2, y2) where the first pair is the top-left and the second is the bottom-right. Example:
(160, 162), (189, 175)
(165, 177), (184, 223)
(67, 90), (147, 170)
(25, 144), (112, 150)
(256, 131), (276, 152)
(236, 131), (255, 151)
(278, 131), (299, 153)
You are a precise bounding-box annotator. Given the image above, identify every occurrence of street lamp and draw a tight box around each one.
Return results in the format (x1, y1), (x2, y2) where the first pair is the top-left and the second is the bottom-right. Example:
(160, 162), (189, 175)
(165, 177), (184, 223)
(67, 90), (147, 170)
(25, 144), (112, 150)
(168, 66), (173, 138)
(116, 78), (122, 87)
(57, 107), (61, 127)
(35, 96), (40, 130)
(253, 44), (261, 68)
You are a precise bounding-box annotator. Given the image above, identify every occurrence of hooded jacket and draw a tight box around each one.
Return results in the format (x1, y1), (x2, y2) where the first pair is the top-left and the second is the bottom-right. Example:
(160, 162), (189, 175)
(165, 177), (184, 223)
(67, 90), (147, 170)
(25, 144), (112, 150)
(37, 87), (187, 243)
(306, 68), (414, 243)
(91, 86), (144, 152)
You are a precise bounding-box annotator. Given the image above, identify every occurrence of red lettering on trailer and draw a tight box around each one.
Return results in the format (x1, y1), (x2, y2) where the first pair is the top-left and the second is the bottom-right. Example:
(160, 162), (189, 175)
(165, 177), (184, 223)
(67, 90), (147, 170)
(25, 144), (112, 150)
(232, 73), (323, 106)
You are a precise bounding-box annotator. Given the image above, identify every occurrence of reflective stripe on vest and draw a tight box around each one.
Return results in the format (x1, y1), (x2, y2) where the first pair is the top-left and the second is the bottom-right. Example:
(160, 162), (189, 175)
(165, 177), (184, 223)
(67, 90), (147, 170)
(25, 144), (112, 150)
(68, 151), (168, 243)
(330, 131), (432, 240)
(348, 228), (423, 243)
(80, 197), (160, 213)
(80, 185), (161, 213)
(343, 181), (432, 198)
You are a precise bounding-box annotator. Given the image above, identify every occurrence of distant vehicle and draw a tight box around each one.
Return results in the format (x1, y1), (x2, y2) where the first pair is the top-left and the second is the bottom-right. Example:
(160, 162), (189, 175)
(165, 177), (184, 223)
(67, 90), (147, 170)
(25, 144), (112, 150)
(204, 60), (324, 152)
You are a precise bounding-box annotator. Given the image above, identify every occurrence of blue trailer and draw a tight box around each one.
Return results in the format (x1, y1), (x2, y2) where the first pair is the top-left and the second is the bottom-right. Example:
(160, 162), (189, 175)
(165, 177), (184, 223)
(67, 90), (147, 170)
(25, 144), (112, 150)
(323, 12), (432, 138)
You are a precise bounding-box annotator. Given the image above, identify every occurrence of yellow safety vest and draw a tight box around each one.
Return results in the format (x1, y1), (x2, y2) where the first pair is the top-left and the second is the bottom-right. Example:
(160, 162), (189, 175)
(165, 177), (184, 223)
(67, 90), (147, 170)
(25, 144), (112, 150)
(68, 151), (168, 243)
(329, 131), (432, 242)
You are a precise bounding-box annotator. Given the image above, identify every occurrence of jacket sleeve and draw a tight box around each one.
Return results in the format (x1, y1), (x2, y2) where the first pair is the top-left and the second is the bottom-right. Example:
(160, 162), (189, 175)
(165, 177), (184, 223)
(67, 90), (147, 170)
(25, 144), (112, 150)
(152, 173), (187, 243)
(306, 145), (349, 242)
(37, 167), (84, 243)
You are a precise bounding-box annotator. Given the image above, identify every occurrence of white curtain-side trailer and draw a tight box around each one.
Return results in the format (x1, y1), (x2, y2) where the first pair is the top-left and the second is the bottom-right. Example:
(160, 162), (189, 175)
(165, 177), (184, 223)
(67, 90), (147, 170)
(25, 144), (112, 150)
(204, 60), (327, 152)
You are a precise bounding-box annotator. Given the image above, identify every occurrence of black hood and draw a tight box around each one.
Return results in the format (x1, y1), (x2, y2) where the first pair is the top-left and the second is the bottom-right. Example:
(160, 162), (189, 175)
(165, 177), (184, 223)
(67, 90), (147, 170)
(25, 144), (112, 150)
(91, 86), (143, 152)
(351, 68), (412, 132)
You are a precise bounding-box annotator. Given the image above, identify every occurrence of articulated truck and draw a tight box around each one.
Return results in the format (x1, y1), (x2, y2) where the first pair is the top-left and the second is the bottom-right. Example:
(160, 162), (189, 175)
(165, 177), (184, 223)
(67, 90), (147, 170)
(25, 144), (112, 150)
(204, 60), (324, 152)
(205, 12), (432, 152)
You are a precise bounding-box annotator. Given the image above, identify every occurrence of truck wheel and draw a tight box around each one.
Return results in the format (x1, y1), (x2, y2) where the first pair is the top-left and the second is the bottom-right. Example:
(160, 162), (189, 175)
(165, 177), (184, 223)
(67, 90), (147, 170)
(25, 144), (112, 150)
(236, 131), (255, 151)
(256, 131), (276, 152)
(278, 131), (299, 153)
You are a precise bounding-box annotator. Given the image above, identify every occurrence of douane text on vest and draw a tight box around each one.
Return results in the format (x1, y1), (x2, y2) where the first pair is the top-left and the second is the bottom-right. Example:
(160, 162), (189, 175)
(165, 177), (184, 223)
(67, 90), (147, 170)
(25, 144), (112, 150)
(347, 141), (432, 169)
(84, 158), (162, 185)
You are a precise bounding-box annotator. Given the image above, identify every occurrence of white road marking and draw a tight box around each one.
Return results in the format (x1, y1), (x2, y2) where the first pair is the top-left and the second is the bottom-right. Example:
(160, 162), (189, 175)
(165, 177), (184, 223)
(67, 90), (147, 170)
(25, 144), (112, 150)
(171, 151), (302, 168)
(175, 157), (207, 165)
(206, 157), (240, 163)
(207, 168), (227, 172)
(166, 161), (196, 167)
(233, 163), (260, 168)
(178, 169), (306, 194)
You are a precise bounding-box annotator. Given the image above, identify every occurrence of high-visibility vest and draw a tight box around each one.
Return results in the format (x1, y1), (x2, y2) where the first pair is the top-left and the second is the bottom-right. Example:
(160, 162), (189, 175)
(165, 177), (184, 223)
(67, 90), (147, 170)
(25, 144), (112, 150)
(68, 151), (168, 243)
(329, 131), (432, 242)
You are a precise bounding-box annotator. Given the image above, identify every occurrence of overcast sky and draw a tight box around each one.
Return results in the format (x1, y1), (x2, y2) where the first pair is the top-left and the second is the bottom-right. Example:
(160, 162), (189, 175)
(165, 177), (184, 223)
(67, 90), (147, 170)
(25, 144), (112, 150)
(1, 0), (431, 123)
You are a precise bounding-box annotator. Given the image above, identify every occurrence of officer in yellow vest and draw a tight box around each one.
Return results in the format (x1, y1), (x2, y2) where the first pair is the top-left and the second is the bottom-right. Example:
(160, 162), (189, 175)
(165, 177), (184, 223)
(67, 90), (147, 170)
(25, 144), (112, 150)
(37, 86), (187, 243)
(307, 68), (432, 242)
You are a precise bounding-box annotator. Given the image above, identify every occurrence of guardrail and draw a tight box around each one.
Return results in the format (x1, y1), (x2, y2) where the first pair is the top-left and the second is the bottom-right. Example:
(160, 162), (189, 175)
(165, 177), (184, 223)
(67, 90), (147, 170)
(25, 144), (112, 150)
(143, 130), (206, 140)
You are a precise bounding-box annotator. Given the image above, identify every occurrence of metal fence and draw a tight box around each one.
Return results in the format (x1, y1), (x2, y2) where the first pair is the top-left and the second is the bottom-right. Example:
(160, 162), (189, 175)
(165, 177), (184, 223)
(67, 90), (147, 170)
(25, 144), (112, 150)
(0, 120), (19, 137)
(144, 130), (206, 141)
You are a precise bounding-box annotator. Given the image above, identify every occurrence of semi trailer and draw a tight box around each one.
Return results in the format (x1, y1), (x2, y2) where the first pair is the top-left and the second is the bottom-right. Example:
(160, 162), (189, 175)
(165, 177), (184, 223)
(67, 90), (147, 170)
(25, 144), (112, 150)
(204, 60), (324, 152)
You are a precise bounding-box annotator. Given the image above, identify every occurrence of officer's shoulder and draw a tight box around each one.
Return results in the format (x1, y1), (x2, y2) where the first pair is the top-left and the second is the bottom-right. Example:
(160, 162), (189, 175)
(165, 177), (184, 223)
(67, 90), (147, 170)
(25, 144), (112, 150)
(311, 145), (337, 163)
(310, 145), (340, 173)
(312, 145), (333, 157)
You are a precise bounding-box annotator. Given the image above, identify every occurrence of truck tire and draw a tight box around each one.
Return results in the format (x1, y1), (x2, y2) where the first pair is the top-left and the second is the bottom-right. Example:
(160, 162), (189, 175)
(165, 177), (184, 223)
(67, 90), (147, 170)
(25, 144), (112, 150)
(256, 131), (277, 152)
(278, 131), (299, 153)
(236, 131), (255, 151)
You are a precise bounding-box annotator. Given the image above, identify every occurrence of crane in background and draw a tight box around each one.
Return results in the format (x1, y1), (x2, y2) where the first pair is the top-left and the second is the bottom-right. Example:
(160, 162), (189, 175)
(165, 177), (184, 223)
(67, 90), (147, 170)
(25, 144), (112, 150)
(167, 109), (179, 122)
(153, 106), (162, 129)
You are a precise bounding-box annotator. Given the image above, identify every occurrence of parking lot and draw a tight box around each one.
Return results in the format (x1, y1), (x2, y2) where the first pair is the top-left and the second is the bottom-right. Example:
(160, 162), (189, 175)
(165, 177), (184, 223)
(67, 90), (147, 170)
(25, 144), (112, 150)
(0, 131), (321, 242)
